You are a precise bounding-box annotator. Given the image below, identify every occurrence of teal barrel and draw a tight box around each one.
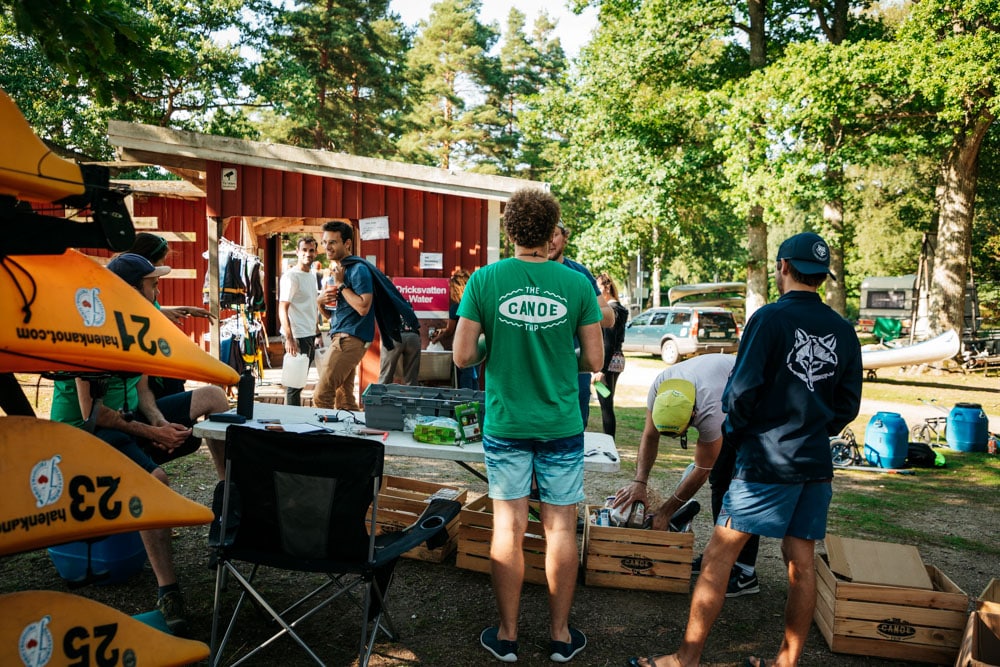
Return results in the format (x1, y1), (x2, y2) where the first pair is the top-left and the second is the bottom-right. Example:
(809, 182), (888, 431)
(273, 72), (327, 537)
(864, 412), (908, 468)
(946, 402), (989, 452)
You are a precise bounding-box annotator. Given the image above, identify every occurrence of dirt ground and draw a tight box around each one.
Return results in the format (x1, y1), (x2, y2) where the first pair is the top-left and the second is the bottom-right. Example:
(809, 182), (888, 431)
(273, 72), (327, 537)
(3, 363), (998, 666)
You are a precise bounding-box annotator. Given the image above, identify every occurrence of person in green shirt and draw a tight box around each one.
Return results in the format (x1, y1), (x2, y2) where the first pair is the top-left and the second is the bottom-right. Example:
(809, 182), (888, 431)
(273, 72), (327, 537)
(455, 188), (603, 664)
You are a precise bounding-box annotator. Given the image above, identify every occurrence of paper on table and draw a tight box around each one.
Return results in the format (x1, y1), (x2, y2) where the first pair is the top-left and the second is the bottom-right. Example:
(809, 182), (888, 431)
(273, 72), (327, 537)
(242, 421), (326, 434)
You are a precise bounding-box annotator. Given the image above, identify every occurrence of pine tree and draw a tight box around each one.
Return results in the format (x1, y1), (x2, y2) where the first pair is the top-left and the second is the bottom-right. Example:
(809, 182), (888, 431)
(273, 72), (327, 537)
(255, 0), (410, 157)
(398, 0), (497, 169)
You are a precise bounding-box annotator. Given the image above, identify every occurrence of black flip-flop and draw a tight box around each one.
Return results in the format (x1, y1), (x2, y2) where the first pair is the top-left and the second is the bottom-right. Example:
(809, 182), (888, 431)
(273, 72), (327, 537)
(626, 656), (663, 667)
(743, 659), (767, 667)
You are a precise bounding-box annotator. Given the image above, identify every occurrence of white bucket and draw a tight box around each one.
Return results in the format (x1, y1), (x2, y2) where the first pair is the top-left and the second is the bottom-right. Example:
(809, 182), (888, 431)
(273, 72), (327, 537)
(281, 353), (310, 388)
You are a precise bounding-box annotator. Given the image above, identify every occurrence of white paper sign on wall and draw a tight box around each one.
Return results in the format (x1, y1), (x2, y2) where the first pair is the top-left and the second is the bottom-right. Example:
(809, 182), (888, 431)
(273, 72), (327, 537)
(359, 216), (390, 241)
(420, 253), (443, 270)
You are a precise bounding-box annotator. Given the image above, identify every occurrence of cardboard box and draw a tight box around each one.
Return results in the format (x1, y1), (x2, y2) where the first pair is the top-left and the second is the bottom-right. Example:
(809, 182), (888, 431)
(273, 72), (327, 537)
(370, 476), (467, 563)
(581, 505), (694, 594)
(815, 537), (969, 664)
(956, 611), (1000, 667)
(456, 495), (548, 586)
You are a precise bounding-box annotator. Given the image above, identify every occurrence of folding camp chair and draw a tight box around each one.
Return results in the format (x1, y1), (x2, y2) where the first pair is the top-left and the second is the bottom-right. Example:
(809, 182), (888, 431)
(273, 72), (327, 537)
(208, 426), (461, 667)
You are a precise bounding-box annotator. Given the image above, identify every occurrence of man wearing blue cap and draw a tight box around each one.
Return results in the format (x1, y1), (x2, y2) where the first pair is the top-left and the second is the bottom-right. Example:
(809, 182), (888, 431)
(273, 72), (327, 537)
(50, 252), (230, 636)
(628, 232), (862, 667)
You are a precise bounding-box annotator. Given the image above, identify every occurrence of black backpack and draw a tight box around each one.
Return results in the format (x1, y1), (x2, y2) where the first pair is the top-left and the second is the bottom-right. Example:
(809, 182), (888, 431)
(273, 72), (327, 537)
(906, 441), (937, 468)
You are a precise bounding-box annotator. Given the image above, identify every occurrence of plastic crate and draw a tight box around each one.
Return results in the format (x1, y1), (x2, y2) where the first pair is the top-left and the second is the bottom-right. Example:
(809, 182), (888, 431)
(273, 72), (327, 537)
(362, 383), (484, 431)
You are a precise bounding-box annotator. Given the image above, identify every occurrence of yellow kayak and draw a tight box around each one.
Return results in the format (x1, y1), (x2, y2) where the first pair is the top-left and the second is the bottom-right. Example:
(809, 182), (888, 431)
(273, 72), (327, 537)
(0, 590), (209, 666)
(0, 416), (214, 557)
(0, 249), (238, 386)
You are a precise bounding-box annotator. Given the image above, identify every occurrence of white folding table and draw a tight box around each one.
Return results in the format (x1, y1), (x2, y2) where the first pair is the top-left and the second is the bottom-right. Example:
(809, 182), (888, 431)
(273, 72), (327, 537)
(192, 402), (621, 480)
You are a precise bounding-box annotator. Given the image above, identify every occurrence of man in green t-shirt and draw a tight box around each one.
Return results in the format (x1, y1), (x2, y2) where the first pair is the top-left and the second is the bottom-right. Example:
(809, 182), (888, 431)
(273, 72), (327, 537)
(455, 188), (603, 664)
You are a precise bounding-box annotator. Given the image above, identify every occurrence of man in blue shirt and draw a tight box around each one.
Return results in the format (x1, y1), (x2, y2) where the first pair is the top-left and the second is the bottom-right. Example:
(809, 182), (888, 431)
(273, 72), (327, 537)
(547, 219), (613, 424)
(630, 232), (862, 667)
(312, 221), (373, 411)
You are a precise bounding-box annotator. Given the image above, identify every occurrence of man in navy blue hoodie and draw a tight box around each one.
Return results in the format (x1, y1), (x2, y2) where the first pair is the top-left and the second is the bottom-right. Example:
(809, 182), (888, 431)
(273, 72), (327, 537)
(629, 232), (862, 667)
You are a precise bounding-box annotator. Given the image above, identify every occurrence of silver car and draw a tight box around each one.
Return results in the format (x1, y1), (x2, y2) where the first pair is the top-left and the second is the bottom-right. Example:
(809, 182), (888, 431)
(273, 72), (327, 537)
(623, 306), (740, 364)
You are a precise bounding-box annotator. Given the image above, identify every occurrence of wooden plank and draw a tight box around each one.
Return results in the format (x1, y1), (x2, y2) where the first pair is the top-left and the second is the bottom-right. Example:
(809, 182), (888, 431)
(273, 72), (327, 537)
(587, 524), (694, 547)
(586, 540), (693, 562)
(585, 570), (690, 594)
(834, 599), (968, 630)
(829, 634), (960, 664)
(584, 554), (691, 580)
(132, 216), (160, 228)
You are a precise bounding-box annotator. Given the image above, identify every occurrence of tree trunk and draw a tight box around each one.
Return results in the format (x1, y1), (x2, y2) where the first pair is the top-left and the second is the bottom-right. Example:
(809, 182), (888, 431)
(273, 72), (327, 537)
(929, 115), (992, 338)
(746, 204), (768, 317)
(743, 0), (768, 320)
(823, 196), (846, 315)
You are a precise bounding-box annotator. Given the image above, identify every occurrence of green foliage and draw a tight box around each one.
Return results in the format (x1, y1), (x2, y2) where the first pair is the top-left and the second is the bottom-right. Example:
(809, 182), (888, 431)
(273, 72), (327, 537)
(253, 0), (410, 156)
(0, 0), (178, 105)
(398, 0), (498, 168)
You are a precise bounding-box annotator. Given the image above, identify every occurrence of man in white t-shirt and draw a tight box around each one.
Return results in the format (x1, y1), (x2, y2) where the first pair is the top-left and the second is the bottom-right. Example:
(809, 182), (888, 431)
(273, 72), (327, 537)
(279, 236), (321, 405)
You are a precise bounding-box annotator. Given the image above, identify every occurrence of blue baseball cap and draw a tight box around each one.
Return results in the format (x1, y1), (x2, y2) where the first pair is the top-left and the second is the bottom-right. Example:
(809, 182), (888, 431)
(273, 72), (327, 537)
(107, 253), (171, 288)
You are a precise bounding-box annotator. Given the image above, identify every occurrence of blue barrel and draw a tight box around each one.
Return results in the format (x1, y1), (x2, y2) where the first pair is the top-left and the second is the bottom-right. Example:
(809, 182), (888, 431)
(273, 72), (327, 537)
(864, 412), (908, 468)
(946, 402), (989, 452)
(48, 532), (146, 585)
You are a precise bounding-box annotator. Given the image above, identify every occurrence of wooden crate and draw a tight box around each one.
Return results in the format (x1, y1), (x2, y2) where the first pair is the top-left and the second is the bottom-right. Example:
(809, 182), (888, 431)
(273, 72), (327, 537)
(581, 506), (694, 594)
(977, 578), (1000, 615)
(370, 475), (467, 563)
(814, 553), (969, 665)
(455, 495), (548, 586)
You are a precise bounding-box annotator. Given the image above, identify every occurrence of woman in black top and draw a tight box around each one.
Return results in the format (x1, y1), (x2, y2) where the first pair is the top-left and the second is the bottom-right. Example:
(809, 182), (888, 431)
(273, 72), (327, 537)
(594, 273), (629, 437)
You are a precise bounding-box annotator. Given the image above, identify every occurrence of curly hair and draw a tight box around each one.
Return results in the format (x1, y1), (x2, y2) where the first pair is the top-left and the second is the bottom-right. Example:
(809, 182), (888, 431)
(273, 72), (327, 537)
(502, 188), (560, 249)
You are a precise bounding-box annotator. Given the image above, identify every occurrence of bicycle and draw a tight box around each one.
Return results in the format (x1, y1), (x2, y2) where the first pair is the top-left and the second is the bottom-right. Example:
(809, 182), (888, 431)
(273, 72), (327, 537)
(830, 427), (863, 468)
(910, 398), (948, 446)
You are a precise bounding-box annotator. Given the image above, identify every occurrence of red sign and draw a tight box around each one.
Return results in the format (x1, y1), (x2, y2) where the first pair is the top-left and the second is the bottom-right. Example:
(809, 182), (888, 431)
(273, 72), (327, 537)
(393, 277), (449, 318)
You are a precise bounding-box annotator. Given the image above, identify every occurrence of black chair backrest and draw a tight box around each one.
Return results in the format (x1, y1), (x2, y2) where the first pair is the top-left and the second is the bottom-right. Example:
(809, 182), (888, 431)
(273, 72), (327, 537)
(223, 426), (384, 562)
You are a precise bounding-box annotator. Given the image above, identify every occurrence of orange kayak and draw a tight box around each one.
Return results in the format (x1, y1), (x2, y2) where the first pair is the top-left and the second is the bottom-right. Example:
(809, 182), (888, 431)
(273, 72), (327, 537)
(0, 249), (238, 386)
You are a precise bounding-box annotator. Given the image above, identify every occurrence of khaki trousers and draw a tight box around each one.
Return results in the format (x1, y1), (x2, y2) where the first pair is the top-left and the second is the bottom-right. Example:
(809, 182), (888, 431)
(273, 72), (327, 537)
(312, 333), (366, 410)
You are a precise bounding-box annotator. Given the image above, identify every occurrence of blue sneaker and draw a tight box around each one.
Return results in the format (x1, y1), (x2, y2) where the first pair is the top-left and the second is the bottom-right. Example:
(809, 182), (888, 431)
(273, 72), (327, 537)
(549, 627), (586, 663)
(481, 626), (518, 663)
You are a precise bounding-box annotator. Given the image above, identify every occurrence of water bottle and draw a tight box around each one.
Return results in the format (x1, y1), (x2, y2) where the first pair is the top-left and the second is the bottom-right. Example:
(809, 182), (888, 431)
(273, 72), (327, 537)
(323, 275), (339, 309)
(236, 368), (255, 419)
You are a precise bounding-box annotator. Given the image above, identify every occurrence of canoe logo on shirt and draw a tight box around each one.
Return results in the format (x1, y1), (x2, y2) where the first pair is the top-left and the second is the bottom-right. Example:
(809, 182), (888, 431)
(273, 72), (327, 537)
(499, 288), (567, 330)
(31, 456), (64, 509)
(75, 287), (106, 327)
(786, 329), (837, 391)
(19, 615), (54, 667)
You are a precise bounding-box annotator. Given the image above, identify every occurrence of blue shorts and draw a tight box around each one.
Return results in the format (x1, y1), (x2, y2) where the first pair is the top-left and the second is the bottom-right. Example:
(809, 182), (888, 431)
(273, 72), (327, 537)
(719, 479), (832, 541)
(482, 433), (585, 506)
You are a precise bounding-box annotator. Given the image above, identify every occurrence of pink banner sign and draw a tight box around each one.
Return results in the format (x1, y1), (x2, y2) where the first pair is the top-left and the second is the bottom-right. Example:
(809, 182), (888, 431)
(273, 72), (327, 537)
(393, 277), (450, 318)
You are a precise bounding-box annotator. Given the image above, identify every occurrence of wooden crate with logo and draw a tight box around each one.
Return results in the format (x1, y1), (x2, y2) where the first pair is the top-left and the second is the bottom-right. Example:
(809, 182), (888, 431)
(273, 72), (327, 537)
(370, 475), (467, 563)
(456, 495), (548, 586)
(814, 552), (969, 664)
(581, 506), (694, 594)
